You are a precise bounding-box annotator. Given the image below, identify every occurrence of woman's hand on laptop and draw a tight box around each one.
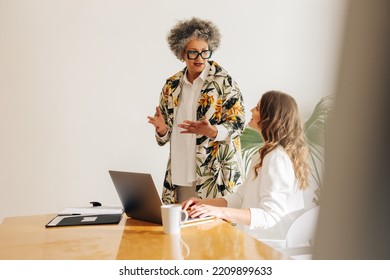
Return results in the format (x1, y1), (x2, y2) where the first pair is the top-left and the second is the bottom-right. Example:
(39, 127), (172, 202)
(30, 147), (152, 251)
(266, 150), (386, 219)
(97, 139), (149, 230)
(182, 197), (228, 219)
(181, 197), (202, 212)
(182, 198), (216, 219)
(187, 204), (223, 219)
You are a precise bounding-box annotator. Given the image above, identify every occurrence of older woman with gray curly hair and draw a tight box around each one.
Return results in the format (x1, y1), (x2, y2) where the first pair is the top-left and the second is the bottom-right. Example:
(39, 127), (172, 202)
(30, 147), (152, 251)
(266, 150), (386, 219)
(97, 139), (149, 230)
(148, 17), (245, 204)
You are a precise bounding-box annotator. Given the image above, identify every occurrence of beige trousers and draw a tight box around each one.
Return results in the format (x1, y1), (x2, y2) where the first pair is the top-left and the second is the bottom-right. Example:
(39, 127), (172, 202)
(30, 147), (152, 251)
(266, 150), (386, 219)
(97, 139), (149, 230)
(176, 184), (196, 203)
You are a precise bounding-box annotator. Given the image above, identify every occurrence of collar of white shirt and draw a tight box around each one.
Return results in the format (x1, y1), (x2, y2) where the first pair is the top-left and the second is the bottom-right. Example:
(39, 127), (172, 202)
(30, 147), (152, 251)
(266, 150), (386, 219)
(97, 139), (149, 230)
(183, 62), (210, 85)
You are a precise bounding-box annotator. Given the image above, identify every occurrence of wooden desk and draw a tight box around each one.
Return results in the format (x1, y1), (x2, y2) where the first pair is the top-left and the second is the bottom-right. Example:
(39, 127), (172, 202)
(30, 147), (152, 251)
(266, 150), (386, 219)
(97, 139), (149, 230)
(0, 214), (288, 260)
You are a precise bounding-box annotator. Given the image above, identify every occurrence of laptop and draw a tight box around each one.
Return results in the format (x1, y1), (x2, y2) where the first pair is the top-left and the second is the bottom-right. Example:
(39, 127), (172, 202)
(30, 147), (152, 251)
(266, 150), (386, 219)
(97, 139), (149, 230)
(109, 170), (215, 226)
(109, 170), (163, 224)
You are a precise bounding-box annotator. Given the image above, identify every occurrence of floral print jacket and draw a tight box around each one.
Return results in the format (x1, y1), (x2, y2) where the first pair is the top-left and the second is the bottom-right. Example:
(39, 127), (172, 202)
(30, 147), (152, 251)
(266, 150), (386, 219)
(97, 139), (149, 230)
(156, 61), (246, 204)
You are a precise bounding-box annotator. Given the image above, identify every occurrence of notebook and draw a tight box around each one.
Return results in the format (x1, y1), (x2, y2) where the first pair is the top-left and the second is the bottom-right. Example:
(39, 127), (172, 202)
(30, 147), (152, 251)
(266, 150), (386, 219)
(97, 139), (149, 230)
(45, 205), (123, 228)
(109, 170), (215, 225)
(46, 213), (122, 227)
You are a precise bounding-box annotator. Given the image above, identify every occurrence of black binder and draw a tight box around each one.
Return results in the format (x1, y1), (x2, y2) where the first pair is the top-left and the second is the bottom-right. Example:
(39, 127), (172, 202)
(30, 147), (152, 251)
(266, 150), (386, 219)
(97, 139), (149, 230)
(45, 214), (122, 227)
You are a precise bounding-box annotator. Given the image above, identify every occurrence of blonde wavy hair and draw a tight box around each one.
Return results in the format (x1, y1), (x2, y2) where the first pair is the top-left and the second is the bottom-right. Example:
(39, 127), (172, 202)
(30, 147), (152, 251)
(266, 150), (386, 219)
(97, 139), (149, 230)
(254, 91), (310, 190)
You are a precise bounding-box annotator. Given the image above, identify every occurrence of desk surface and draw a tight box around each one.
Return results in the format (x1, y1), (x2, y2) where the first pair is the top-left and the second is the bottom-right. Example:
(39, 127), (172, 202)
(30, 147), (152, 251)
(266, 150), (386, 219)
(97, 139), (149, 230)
(0, 214), (287, 260)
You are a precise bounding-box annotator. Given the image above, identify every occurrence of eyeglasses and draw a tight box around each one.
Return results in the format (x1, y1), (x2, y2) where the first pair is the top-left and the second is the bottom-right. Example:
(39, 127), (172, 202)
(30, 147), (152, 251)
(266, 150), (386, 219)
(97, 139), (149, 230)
(186, 50), (212, 60)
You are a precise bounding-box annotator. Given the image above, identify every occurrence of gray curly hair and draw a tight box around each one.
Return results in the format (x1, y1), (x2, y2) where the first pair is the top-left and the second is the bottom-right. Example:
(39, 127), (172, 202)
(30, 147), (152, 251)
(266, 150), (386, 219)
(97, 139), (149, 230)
(167, 17), (221, 60)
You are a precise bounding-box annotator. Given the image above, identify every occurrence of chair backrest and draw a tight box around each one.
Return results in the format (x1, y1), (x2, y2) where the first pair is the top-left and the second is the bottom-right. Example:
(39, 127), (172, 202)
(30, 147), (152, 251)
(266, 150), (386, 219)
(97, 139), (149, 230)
(285, 206), (320, 248)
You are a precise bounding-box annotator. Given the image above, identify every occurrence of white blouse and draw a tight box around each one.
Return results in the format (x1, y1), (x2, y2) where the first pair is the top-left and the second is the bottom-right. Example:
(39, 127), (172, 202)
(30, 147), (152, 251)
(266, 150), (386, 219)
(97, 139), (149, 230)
(170, 66), (206, 186)
(169, 63), (229, 187)
(223, 146), (304, 230)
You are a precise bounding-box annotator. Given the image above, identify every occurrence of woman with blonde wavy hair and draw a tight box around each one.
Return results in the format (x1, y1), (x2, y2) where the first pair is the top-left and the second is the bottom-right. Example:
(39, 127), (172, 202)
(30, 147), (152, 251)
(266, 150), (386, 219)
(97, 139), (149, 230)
(182, 90), (309, 231)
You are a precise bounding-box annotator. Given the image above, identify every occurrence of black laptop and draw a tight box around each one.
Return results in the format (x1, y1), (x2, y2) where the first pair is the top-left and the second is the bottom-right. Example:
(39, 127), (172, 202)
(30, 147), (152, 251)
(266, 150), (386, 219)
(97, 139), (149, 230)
(109, 170), (163, 224)
(109, 170), (215, 226)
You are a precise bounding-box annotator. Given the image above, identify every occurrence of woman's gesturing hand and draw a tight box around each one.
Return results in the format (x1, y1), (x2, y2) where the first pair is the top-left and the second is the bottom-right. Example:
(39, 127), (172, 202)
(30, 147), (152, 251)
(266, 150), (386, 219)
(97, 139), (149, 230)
(178, 118), (217, 138)
(147, 106), (167, 136)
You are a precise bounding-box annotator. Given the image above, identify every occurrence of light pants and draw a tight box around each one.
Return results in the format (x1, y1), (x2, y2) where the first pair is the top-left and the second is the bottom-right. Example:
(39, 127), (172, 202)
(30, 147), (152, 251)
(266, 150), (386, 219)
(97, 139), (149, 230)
(176, 184), (196, 203)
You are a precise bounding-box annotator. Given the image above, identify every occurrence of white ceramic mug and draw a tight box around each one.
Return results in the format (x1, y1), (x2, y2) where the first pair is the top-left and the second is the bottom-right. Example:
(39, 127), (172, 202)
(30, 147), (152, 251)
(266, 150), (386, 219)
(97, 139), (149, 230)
(161, 204), (188, 234)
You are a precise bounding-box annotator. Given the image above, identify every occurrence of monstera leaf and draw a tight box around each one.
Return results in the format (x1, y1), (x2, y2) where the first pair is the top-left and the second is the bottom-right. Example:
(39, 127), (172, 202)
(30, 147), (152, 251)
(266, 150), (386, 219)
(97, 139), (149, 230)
(304, 95), (335, 204)
(240, 95), (335, 205)
(240, 126), (263, 176)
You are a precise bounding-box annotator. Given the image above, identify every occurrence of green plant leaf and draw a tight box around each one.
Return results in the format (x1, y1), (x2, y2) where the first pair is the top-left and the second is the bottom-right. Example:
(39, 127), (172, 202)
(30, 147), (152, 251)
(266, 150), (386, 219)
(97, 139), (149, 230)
(304, 95), (335, 204)
(239, 126), (264, 177)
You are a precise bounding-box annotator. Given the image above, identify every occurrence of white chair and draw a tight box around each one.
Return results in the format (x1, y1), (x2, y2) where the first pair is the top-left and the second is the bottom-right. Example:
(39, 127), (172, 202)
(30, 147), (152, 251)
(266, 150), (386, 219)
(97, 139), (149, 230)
(285, 205), (320, 247)
(280, 206), (320, 259)
(249, 206), (320, 259)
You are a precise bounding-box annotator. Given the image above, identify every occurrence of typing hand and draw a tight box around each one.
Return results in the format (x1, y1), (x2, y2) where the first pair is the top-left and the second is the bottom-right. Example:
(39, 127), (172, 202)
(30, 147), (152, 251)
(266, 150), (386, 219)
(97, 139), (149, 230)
(188, 204), (222, 219)
(182, 197), (202, 212)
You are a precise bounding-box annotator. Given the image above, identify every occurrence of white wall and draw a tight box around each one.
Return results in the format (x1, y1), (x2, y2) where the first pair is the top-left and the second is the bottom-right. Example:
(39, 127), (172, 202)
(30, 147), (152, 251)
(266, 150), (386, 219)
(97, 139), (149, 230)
(0, 0), (348, 223)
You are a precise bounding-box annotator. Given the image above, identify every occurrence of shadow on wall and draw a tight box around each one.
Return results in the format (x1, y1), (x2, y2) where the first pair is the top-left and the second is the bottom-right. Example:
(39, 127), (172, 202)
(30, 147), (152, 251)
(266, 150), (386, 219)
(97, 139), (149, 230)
(313, 0), (390, 259)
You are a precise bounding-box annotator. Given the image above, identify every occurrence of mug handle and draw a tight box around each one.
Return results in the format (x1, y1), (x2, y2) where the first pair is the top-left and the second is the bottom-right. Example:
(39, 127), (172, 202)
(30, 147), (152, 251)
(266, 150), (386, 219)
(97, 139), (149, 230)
(180, 210), (188, 225)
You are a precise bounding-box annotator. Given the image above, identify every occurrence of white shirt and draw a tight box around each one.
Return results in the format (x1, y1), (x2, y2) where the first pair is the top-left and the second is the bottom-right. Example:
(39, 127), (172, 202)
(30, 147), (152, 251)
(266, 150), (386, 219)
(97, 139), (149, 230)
(170, 64), (229, 186)
(223, 146), (304, 230)
(170, 66), (204, 186)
